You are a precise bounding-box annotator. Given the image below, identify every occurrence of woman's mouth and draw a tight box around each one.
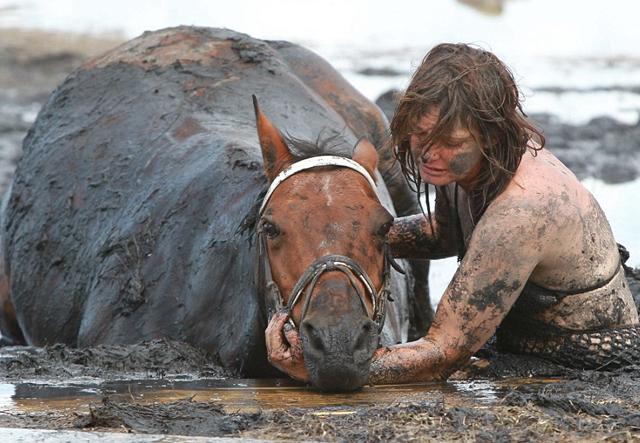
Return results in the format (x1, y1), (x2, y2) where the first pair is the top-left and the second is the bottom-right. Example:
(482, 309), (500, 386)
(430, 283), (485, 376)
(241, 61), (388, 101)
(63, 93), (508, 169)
(421, 163), (447, 176)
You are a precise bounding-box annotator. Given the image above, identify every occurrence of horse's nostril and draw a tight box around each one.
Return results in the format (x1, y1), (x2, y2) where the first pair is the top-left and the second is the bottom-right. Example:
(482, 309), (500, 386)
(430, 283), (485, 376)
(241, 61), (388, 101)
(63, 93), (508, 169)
(354, 319), (376, 353)
(301, 320), (325, 352)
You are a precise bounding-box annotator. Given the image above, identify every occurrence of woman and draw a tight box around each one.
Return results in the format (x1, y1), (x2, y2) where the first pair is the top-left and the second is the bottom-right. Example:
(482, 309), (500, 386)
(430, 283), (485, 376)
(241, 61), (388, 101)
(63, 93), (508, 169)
(266, 43), (640, 384)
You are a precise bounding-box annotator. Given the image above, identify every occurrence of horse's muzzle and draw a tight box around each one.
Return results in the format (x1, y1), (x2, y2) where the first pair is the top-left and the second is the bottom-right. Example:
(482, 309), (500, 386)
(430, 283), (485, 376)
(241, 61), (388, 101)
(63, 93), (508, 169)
(300, 312), (379, 391)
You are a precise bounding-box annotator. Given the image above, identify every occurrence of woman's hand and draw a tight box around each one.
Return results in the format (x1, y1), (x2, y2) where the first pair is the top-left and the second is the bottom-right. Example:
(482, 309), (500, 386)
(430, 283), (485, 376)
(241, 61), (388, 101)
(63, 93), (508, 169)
(265, 310), (310, 383)
(368, 338), (447, 385)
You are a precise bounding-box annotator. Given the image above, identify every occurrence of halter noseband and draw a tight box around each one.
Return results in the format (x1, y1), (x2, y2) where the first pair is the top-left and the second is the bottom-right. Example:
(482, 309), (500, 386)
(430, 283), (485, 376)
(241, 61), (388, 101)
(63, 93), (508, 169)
(256, 155), (403, 334)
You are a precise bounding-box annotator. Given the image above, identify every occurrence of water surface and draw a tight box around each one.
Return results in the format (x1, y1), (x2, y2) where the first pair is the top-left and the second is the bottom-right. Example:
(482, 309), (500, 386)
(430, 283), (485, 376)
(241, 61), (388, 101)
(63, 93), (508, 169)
(0, 376), (561, 415)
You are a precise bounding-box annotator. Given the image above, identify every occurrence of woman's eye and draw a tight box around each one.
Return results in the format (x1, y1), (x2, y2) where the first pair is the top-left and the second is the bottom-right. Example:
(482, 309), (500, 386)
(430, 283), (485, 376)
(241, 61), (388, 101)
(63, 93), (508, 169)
(261, 220), (280, 238)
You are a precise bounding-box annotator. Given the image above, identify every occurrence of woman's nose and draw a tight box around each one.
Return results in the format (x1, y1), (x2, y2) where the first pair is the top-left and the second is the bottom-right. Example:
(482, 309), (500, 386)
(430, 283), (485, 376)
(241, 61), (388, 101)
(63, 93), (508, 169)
(421, 145), (441, 162)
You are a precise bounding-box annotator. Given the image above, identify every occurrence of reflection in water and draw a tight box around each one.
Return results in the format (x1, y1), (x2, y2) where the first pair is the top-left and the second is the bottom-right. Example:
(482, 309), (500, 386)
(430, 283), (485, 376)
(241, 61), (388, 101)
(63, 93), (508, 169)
(0, 377), (562, 415)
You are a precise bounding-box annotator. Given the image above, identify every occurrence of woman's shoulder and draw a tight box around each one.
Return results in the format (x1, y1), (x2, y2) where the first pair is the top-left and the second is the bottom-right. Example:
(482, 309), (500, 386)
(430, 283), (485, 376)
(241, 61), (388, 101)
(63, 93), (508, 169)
(481, 146), (615, 260)
(496, 147), (590, 214)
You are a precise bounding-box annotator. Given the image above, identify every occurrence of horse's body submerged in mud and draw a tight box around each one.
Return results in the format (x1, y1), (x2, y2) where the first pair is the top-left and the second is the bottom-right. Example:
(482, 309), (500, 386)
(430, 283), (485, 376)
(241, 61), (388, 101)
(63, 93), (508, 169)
(0, 27), (431, 389)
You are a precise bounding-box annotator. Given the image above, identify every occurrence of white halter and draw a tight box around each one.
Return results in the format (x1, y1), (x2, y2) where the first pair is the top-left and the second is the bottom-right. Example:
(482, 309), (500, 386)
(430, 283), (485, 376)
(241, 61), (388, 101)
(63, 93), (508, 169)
(258, 155), (377, 215)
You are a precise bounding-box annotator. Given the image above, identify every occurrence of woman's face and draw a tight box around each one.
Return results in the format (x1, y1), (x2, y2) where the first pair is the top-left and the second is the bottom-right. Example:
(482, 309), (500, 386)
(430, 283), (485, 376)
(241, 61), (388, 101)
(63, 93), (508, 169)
(409, 109), (484, 188)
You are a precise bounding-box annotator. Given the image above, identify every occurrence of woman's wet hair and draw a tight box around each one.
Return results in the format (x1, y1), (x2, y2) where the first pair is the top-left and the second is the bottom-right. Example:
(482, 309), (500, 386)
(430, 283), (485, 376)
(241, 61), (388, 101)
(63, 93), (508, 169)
(390, 43), (545, 221)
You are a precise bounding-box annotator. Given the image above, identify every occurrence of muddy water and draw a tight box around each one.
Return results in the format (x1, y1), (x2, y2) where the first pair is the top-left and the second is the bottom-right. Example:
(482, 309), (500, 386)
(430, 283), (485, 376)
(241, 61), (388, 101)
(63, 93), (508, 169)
(0, 342), (561, 416)
(0, 376), (561, 416)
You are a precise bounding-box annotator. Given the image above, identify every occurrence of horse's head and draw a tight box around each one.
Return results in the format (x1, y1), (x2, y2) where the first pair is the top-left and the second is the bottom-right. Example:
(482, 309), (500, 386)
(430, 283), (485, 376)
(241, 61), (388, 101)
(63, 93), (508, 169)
(253, 97), (396, 391)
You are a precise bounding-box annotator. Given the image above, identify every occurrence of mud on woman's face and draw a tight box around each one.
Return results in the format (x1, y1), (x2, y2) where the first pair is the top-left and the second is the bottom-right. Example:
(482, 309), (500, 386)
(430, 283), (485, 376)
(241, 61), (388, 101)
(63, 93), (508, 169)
(409, 111), (484, 187)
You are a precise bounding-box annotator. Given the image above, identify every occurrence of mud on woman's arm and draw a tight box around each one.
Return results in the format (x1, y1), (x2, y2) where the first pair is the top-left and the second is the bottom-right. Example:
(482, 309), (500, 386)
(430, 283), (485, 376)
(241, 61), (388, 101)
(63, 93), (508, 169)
(387, 187), (457, 259)
(370, 197), (546, 384)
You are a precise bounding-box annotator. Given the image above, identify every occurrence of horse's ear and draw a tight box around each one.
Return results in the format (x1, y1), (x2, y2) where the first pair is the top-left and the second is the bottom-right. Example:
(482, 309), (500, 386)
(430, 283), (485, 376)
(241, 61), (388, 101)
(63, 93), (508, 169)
(253, 95), (294, 182)
(352, 137), (379, 183)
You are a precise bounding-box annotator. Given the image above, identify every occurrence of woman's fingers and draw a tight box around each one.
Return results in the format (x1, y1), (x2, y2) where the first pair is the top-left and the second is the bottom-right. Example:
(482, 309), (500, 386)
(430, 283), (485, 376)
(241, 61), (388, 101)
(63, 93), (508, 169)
(283, 323), (304, 359)
(264, 310), (310, 382)
(265, 309), (290, 362)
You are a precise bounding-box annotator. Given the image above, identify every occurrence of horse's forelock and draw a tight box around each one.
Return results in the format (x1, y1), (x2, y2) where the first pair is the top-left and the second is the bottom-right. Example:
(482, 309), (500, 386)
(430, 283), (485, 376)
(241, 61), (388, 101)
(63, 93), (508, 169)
(284, 132), (352, 161)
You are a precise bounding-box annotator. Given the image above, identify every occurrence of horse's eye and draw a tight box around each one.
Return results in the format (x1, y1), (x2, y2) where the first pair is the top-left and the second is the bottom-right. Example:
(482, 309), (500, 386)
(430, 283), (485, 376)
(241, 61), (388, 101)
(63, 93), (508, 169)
(261, 220), (280, 239)
(377, 220), (393, 237)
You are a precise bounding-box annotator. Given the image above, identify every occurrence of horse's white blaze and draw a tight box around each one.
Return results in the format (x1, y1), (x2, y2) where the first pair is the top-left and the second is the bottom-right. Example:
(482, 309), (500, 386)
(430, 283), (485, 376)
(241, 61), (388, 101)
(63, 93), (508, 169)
(321, 176), (334, 207)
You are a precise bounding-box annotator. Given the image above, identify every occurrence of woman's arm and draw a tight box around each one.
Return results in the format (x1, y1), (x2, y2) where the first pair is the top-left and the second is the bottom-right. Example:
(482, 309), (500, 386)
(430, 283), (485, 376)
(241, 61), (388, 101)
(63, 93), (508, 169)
(369, 196), (546, 384)
(388, 186), (458, 259)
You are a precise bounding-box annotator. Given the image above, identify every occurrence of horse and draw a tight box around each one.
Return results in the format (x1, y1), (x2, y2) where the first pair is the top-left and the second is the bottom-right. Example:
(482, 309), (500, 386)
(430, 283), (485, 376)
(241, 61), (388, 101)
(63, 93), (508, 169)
(0, 26), (431, 390)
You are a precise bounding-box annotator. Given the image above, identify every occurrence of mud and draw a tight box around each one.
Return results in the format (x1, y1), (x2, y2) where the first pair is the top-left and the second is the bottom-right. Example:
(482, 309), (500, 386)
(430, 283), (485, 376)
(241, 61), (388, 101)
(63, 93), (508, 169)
(1, 338), (640, 440)
(0, 262), (631, 439)
(75, 397), (262, 436)
(0, 339), (234, 380)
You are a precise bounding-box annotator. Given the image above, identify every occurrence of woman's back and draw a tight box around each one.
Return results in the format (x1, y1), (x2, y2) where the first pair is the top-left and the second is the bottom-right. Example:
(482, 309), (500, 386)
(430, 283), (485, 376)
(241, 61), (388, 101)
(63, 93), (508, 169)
(491, 147), (638, 332)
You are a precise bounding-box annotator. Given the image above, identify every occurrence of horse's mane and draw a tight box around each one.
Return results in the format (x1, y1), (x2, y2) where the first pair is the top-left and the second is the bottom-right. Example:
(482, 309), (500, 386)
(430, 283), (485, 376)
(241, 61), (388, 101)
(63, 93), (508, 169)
(238, 132), (351, 238)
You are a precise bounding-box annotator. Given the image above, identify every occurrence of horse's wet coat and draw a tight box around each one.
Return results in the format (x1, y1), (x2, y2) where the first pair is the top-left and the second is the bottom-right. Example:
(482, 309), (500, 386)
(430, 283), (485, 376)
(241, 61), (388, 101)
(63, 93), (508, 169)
(0, 27), (431, 376)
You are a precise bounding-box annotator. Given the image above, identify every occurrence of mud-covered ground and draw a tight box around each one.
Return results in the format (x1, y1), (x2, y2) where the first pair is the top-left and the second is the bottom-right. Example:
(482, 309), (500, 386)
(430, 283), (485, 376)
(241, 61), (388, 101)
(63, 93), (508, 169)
(1, 339), (640, 441)
(2, 29), (640, 441)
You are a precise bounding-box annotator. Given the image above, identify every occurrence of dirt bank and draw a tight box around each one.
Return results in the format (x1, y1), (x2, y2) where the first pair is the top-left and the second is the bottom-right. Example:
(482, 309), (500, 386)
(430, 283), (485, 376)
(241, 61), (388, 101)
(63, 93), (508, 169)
(0, 339), (234, 380)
